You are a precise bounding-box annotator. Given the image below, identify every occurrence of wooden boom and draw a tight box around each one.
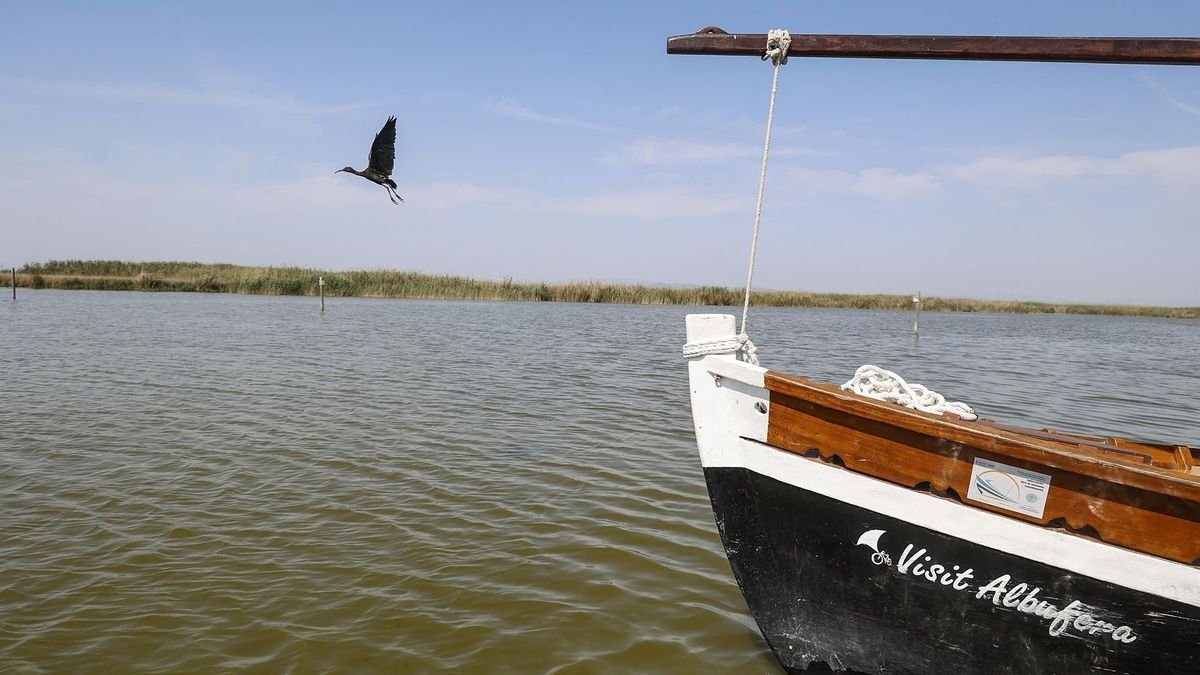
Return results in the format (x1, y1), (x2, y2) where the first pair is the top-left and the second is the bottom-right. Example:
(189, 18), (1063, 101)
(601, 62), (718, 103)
(667, 28), (1200, 65)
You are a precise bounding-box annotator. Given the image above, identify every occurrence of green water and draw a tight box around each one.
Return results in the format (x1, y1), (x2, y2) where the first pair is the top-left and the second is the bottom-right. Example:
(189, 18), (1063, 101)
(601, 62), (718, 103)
(2, 290), (1196, 672)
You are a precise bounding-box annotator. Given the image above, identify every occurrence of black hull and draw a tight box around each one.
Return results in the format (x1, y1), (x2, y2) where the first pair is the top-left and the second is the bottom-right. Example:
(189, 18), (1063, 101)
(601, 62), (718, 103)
(705, 465), (1200, 674)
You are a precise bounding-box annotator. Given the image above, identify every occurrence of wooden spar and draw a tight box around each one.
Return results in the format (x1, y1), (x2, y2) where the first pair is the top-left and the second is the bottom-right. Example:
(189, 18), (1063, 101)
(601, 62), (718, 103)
(667, 29), (1200, 65)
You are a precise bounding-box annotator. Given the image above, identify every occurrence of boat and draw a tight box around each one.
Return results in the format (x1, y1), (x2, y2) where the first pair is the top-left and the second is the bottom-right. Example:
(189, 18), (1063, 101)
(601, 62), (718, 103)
(673, 29), (1200, 674)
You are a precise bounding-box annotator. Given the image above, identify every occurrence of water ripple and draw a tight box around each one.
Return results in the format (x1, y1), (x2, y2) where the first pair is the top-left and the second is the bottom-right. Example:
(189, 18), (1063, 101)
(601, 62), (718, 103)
(1, 291), (1196, 672)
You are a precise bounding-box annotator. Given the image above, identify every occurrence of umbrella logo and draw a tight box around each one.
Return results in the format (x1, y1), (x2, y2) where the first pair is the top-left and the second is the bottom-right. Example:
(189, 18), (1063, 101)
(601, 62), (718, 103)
(856, 529), (891, 566)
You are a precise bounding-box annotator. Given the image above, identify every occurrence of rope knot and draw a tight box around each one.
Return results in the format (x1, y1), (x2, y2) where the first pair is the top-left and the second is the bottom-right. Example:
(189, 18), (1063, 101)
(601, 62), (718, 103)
(682, 332), (759, 365)
(762, 29), (791, 66)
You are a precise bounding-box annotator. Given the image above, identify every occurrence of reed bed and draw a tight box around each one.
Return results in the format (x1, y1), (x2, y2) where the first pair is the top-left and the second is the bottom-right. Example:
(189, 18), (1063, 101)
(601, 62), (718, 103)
(11, 260), (1198, 319)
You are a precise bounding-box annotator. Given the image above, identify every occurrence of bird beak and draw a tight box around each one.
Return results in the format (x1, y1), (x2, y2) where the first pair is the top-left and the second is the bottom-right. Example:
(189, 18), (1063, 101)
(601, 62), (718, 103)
(334, 169), (344, 174)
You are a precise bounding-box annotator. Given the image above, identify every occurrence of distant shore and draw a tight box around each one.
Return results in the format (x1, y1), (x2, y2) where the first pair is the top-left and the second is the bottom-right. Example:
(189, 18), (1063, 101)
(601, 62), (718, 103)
(9, 260), (1198, 319)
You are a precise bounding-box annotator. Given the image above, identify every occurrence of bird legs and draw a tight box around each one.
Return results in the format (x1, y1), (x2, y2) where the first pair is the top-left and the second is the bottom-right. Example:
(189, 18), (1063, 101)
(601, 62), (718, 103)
(385, 185), (404, 204)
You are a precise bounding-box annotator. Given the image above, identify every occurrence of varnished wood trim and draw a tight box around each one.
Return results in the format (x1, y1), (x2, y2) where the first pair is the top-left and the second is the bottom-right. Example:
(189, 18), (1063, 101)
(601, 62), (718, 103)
(764, 371), (1200, 500)
(763, 371), (1199, 564)
(1177, 445), (1196, 473)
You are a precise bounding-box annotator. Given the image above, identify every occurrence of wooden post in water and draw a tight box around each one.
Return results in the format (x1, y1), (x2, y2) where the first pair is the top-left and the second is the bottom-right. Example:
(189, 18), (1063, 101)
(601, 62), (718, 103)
(913, 290), (922, 335)
(10, 268), (15, 300)
(319, 276), (325, 312)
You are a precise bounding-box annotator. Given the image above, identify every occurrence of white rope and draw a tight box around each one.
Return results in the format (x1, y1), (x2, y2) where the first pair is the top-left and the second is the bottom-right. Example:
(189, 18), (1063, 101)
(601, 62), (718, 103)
(761, 28), (791, 66)
(739, 28), (790, 340)
(681, 30), (786, 368)
(841, 365), (978, 420)
(683, 33), (982, 424)
(682, 333), (759, 365)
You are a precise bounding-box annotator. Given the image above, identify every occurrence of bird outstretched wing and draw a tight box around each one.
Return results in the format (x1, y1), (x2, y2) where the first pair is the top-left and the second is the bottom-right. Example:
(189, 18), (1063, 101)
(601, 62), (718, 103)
(368, 116), (397, 177)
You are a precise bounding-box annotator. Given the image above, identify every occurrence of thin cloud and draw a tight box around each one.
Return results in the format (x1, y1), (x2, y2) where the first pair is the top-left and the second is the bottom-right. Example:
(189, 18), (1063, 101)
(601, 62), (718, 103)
(562, 187), (743, 219)
(0, 149), (738, 222)
(486, 99), (620, 132)
(603, 138), (826, 166)
(0, 77), (370, 117)
(780, 167), (941, 200)
(0, 102), (41, 120)
(1137, 73), (1200, 120)
(421, 181), (742, 219)
(416, 182), (543, 210)
(393, 179), (742, 219)
(951, 147), (1200, 186)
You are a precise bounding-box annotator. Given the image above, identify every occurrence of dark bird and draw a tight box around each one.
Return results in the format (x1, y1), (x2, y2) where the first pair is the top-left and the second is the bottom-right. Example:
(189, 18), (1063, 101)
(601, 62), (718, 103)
(336, 116), (403, 204)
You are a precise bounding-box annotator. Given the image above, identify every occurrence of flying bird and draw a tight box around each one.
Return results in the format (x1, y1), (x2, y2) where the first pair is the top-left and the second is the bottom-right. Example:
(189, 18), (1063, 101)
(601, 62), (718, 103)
(336, 116), (403, 204)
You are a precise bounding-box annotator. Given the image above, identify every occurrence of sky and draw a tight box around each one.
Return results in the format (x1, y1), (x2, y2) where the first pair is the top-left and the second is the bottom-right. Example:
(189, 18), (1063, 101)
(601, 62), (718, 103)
(1, 1), (1197, 305)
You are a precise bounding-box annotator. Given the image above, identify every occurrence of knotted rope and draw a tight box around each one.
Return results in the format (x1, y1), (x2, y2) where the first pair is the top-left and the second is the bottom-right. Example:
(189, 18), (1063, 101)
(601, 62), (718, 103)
(740, 29), (790, 340)
(761, 28), (791, 66)
(841, 365), (978, 420)
(681, 332), (759, 365)
(683, 30), (788, 367)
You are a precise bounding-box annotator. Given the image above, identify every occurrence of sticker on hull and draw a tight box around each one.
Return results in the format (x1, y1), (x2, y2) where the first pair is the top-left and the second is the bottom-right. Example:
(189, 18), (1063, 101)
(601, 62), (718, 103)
(966, 457), (1051, 517)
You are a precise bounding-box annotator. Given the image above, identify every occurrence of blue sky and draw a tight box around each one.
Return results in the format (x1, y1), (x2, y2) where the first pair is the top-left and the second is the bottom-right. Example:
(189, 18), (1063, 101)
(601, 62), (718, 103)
(2, 2), (1197, 305)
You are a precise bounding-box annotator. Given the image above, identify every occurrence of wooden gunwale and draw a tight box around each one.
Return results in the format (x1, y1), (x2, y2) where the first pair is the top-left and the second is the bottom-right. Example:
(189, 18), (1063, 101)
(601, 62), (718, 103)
(763, 370), (1200, 563)
(765, 371), (1200, 496)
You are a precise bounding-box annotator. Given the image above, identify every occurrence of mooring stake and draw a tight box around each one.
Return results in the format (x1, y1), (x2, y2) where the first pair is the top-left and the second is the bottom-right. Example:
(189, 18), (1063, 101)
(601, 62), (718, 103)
(913, 290), (922, 335)
(319, 276), (325, 312)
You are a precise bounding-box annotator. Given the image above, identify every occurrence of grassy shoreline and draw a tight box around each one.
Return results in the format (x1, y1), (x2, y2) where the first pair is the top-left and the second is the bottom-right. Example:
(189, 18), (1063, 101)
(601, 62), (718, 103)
(9, 260), (1198, 319)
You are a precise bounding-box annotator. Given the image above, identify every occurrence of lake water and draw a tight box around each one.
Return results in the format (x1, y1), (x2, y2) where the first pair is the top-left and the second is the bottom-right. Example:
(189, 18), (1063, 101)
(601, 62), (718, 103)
(2, 290), (1197, 673)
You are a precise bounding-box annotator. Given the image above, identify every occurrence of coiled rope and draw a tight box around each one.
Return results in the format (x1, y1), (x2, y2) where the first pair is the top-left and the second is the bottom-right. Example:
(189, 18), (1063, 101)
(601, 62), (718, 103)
(841, 365), (978, 420)
(682, 29), (790, 366)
